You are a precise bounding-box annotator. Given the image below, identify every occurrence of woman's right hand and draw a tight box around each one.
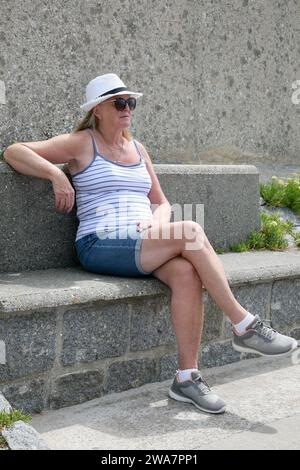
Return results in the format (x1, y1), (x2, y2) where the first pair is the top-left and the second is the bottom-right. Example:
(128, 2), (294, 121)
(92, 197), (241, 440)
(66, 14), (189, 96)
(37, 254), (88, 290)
(50, 168), (75, 213)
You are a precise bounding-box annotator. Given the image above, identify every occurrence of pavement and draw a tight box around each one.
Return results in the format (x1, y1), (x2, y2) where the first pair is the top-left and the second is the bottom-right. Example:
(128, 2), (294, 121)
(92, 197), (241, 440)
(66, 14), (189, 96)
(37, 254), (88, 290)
(254, 162), (300, 183)
(31, 352), (300, 450)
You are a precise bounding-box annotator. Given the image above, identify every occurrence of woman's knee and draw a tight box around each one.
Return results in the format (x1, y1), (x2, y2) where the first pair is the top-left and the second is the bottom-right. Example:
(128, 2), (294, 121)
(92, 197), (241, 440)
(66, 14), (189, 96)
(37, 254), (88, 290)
(179, 220), (207, 249)
(169, 257), (202, 289)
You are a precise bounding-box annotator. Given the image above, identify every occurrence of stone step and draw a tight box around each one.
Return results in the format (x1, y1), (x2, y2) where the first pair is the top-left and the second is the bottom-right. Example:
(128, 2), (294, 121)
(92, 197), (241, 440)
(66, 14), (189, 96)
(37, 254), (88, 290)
(0, 249), (299, 413)
(0, 162), (260, 272)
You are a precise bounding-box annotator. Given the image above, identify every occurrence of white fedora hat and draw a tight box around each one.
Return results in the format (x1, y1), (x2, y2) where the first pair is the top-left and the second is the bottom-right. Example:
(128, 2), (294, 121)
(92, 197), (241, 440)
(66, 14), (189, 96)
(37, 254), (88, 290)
(80, 73), (143, 113)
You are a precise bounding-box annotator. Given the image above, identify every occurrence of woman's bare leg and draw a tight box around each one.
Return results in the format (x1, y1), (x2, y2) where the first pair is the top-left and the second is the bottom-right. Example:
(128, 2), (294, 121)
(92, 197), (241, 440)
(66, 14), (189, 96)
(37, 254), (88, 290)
(152, 256), (204, 369)
(140, 221), (248, 324)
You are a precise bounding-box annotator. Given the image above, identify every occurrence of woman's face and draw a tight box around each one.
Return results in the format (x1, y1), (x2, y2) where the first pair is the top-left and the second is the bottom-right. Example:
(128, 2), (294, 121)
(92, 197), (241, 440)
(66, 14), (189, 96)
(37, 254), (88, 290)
(95, 94), (133, 130)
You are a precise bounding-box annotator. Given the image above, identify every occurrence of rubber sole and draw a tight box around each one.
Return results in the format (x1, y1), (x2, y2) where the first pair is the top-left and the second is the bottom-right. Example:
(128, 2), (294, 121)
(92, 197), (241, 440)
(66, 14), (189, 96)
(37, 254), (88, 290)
(232, 339), (298, 357)
(168, 389), (226, 415)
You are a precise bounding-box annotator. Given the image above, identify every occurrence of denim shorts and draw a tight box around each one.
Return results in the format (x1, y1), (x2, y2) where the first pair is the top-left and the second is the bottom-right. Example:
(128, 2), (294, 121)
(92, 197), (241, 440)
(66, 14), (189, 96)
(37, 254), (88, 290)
(75, 224), (154, 278)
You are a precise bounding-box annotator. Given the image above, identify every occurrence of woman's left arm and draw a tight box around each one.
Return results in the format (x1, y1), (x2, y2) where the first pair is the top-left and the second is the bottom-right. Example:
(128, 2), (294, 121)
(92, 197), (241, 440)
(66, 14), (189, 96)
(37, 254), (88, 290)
(135, 141), (172, 230)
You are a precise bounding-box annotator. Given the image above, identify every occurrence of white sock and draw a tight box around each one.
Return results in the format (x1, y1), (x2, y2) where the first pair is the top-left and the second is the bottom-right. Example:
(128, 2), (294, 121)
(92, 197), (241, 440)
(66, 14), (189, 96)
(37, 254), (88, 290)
(177, 368), (199, 382)
(233, 312), (255, 334)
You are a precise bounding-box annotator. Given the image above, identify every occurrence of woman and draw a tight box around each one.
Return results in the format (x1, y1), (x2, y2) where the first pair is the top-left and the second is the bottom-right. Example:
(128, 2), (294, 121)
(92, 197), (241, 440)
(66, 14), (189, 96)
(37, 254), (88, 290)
(4, 73), (298, 415)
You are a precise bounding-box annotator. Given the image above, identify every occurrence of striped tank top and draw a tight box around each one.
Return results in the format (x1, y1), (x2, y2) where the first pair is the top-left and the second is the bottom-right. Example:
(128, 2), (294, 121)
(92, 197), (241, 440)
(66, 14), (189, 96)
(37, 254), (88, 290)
(71, 129), (153, 241)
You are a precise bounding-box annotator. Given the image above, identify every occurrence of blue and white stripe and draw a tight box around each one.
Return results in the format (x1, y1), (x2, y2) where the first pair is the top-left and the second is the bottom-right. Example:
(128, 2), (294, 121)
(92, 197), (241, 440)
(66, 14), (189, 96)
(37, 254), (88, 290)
(71, 129), (153, 241)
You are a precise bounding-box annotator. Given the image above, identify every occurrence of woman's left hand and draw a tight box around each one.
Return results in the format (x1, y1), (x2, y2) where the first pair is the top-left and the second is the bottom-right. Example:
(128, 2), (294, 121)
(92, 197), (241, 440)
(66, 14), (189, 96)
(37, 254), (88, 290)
(136, 219), (153, 232)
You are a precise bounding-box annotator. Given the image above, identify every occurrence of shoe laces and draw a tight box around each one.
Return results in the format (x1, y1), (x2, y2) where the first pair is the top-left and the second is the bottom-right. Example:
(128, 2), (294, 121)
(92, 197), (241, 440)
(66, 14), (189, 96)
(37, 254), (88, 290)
(192, 373), (212, 394)
(251, 318), (277, 340)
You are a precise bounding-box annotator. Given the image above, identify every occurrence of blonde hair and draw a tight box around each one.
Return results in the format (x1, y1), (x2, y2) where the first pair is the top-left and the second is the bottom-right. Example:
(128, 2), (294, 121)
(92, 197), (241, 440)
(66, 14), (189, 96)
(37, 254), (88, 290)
(72, 109), (132, 141)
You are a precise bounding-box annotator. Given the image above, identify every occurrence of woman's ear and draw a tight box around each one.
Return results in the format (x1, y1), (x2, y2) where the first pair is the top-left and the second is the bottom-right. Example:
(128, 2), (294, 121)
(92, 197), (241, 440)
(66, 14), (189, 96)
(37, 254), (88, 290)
(93, 104), (101, 119)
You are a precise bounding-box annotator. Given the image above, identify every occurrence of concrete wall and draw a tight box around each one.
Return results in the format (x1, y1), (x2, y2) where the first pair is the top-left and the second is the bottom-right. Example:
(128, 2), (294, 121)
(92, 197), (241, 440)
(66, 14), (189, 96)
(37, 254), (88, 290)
(0, 0), (299, 164)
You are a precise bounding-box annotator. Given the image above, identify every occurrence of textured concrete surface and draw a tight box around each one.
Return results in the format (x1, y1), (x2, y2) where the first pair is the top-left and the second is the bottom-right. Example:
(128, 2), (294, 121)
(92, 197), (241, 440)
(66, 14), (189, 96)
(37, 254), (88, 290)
(0, 162), (259, 272)
(1, 249), (300, 313)
(2, 420), (50, 450)
(1, 1), (299, 164)
(31, 355), (300, 450)
(0, 266), (168, 312)
(0, 392), (11, 413)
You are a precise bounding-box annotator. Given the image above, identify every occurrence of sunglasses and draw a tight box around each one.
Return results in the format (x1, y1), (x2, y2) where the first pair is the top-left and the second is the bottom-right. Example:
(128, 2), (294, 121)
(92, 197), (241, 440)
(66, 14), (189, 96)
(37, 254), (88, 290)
(111, 97), (137, 111)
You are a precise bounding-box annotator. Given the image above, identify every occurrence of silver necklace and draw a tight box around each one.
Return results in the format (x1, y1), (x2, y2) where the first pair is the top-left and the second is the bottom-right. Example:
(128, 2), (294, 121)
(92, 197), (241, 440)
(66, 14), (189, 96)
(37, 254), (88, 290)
(96, 129), (124, 163)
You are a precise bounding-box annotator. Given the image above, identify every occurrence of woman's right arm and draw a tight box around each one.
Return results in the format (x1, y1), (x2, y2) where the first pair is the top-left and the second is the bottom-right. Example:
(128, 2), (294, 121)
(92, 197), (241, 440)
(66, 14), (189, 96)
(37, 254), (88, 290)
(3, 133), (82, 213)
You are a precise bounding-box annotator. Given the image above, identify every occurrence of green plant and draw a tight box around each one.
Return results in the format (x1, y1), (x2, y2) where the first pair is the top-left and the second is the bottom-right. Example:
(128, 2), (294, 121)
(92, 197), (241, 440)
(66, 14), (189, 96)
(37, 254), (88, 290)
(0, 434), (8, 449)
(290, 229), (300, 247)
(260, 173), (300, 217)
(283, 177), (300, 216)
(229, 240), (250, 252)
(0, 408), (32, 449)
(228, 211), (292, 252)
(227, 174), (300, 253)
(0, 408), (31, 428)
